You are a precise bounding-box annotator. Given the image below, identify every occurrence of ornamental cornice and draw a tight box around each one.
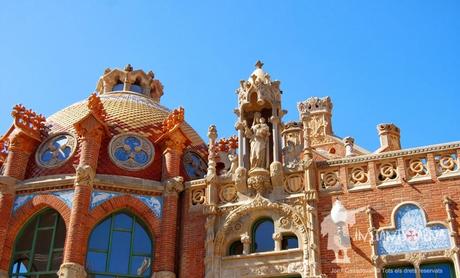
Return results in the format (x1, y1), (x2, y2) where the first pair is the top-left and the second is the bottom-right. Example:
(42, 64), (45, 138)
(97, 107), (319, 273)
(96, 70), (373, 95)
(317, 141), (460, 167)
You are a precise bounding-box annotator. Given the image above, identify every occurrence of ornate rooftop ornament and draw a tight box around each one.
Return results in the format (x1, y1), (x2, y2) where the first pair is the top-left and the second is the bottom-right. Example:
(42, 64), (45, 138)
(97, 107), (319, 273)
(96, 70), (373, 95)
(162, 107), (185, 133)
(87, 93), (107, 122)
(95, 64), (164, 102)
(11, 104), (46, 141)
(236, 60), (281, 110)
(297, 96), (334, 146)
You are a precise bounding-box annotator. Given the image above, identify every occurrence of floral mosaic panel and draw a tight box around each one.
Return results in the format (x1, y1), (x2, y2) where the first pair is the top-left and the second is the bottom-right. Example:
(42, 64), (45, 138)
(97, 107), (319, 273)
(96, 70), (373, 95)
(377, 204), (451, 255)
(13, 190), (75, 212)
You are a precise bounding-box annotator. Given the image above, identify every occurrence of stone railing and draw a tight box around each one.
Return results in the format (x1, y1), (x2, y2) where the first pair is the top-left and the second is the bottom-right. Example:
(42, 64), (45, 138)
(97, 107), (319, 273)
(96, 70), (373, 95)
(317, 142), (460, 193)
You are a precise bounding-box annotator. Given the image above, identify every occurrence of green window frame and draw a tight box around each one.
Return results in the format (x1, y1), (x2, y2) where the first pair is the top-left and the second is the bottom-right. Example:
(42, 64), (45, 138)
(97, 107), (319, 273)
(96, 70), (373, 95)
(86, 211), (153, 278)
(9, 208), (66, 278)
(251, 217), (274, 253)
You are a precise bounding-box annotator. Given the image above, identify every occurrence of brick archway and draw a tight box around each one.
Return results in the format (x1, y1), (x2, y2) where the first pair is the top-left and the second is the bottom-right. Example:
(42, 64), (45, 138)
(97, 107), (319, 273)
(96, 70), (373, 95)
(0, 194), (71, 270)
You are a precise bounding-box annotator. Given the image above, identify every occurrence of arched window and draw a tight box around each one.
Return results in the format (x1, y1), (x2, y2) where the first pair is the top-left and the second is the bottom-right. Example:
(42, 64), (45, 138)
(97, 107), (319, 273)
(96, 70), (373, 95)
(281, 234), (299, 250)
(251, 218), (274, 253)
(10, 209), (66, 277)
(86, 211), (153, 277)
(228, 240), (243, 256)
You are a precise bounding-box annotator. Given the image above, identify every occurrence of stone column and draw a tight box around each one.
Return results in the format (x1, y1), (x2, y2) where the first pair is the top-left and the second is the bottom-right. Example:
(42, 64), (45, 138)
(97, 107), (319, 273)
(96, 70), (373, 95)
(0, 132), (39, 275)
(155, 138), (185, 278)
(241, 233), (251, 255)
(59, 126), (103, 278)
(300, 111), (322, 277)
(273, 232), (282, 251)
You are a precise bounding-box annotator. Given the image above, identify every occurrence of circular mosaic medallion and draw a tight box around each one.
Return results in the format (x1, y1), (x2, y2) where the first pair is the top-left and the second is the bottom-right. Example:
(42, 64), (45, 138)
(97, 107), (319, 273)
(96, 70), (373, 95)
(36, 133), (77, 168)
(183, 151), (207, 179)
(109, 133), (155, 171)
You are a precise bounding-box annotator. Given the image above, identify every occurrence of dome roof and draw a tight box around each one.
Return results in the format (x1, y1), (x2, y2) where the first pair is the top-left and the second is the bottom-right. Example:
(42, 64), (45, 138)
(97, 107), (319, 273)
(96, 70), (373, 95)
(47, 92), (204, 146)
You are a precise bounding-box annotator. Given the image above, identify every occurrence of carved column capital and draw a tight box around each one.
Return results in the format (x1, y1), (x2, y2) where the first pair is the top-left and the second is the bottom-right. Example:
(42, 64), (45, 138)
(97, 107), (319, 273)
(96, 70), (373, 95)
(57, 262), (87, 278)
(164, 176), (184, 195)
(74, 164), (95, 188)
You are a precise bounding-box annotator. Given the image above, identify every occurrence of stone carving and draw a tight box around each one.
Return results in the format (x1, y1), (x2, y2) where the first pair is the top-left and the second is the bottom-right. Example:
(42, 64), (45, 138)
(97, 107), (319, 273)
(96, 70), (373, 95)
(234, 167), (247, 192)
(407, 158), (429, 178)
(318, 142), (460, 167)
(404, 252), (427, 267)
(247, 168), (272, 195)
(284, 174), (304, 193)
(320, 171), (340, 190)
(219, 184), (238, 203)
(244, 112), (270, 170)
(239, 261), (304, 277)
(164, 176), (184, 195)
(349, 166), (369, 185)
(74, 164), (95, 187)
(57, 262), (87, 278)
(378, 162), (398, 183)
(270, 161), (283, 187)
(282, 121), (303, 169)
(191, 188), (206, 205)
(343, 136), (355, 157)
(278, 217), (291, 229)
(206, 125), (218, 182)
(436, 153), (459, 175)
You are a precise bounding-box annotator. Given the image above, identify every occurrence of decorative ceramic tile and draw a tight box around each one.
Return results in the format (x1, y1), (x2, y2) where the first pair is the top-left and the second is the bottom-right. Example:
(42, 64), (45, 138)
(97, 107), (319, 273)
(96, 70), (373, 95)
(52, 190), (74, 208)
(377, 204), (451, 255)
(13, 194), (36, 212)
(90, 190), (121, 210)
(133, 194), (163, 219)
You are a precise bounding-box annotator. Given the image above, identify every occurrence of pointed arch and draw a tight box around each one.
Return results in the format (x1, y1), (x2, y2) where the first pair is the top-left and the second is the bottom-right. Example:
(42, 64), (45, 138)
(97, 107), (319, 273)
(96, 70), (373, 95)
(0, 194), (70, 270)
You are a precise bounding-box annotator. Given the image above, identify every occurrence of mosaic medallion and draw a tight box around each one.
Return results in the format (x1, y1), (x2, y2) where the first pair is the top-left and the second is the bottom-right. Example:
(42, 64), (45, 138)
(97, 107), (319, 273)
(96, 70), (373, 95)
(109, 133), (155, 171)
(36, 133), (76, 168)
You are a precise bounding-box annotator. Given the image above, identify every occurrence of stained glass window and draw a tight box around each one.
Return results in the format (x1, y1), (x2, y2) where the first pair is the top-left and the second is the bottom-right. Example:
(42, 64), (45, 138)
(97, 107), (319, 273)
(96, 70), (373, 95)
(109, 134), (155, 171)
(86, 212), (153, 278)
(36, 134), (76, 168)
(183, 151), (207, 179)
(10, 209), (66, 277)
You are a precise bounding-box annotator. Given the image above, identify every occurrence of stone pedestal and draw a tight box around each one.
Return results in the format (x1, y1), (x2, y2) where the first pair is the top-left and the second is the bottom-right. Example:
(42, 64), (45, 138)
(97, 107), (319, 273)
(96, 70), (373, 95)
(57, 263), (87, 278)
(247, 167), (272, 195)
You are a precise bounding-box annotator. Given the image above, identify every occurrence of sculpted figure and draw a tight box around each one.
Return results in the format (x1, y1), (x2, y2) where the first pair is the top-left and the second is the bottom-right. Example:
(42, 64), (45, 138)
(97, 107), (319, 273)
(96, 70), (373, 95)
(245, 112), (270, 169)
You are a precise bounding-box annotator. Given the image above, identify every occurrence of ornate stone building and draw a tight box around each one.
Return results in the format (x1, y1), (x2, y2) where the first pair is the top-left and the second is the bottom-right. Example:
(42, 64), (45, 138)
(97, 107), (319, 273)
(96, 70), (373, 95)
(0, 62), (458, 278)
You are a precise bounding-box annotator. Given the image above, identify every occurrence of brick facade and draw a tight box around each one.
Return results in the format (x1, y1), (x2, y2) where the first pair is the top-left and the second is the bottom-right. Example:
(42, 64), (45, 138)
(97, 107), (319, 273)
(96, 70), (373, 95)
(0, 64), (458, 278)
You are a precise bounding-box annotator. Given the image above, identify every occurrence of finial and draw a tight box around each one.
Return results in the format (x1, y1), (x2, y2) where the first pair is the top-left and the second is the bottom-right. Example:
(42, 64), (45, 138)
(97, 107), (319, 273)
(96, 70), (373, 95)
(124, 64), (133, 72)
(147, 70), (155, 78)
(255, 60), (264, 69)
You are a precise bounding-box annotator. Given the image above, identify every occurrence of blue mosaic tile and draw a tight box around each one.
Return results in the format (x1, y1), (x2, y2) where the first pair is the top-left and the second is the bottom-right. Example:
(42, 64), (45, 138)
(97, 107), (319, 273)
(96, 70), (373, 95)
(377, 204), (451, 255)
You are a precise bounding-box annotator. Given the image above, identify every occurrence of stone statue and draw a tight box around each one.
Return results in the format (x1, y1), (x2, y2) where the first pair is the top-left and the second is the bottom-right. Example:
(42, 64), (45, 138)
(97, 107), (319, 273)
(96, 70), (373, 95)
(244, 112), (270, 169)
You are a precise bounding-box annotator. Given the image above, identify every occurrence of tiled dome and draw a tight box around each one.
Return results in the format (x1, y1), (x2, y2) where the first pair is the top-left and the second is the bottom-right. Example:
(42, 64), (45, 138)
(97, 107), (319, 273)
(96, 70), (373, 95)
(46, 92), (203, 146)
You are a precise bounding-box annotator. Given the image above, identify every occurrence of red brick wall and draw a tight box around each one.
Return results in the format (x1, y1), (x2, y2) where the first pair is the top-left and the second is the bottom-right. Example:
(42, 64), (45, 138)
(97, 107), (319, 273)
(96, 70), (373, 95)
(318, 180), (460, 277)
(177, 190), (206, 278)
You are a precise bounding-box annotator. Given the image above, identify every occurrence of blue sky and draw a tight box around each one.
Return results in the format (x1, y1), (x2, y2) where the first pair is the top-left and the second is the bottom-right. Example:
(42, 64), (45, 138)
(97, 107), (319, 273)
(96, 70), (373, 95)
(0, 1), (458, 151)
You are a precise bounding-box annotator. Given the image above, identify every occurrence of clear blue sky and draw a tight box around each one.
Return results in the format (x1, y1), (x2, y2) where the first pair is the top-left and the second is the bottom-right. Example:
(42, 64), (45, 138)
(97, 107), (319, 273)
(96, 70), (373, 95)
(0, 1), (458, 151)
